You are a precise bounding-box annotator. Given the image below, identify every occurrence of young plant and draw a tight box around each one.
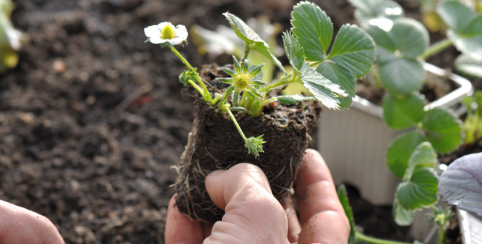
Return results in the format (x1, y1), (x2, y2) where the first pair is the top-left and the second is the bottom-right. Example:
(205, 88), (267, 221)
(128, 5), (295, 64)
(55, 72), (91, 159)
(144, 1), (376, 157)
(347, 0), (474, 240)
(0, 0), (28, 73)
(461, 91), (482, 145)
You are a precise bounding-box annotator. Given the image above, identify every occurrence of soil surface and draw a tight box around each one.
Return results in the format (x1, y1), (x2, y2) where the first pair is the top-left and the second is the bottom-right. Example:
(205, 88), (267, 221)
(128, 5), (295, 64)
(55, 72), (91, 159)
(0, 0), (479, 243)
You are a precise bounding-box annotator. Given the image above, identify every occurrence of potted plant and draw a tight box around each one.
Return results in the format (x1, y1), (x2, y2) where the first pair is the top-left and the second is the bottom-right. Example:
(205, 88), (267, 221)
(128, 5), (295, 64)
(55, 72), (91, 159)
(318, 0), (477, 206)
(144, 1), (376, 222)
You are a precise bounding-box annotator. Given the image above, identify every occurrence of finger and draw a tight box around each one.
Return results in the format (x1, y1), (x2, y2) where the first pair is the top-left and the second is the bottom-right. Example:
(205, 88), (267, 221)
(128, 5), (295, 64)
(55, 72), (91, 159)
(282, 197), (301, 243)
(294, 149), (350, 244)
(204, 163), (290, 244)
(0, 200), (64, 244)
(165, 195), (204, 244)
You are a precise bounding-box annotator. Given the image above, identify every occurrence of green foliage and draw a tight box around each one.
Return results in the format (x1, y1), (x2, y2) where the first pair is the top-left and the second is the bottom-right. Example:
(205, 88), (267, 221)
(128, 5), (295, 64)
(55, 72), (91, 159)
(385, 96), (463, 178)
(282, 31), (304, 73)
(223, 12), (286, 74)
(462, 91), (482, 145)
(383, 93), (425, 129)
(277, 95), (314, 105)
(245, 135), (265, 158)
(348, 0), (404, 29)
(455, 54), (482, 79)
(179, 68), (198, 86)
(300, 63), (346, 110)
(291, 1), (376, 109)
(393, 199), (414, 226)
(438, 1), (482, 60)
(337, 185), (357, 244)
(367, 19), (428, 96)
(0, 0), (27, 73)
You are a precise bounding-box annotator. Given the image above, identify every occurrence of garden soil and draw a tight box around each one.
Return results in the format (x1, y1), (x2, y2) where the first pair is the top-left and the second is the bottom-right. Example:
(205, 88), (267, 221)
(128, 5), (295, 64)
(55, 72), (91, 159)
(0, 0), (475, 243)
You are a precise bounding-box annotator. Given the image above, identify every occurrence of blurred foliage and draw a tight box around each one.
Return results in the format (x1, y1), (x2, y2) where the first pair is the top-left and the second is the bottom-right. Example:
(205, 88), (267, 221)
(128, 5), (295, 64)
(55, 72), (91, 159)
(191, 15), (283, 83)
(0, 0), (28, 73)
(462, 91), (482, 145)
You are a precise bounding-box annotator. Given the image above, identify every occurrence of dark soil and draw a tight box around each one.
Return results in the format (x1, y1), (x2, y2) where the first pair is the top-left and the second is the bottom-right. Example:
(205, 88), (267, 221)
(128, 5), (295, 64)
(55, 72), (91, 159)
(0, 0), (478, 243)
(174, 65), (321, 222)
(439, 138), (482, 165)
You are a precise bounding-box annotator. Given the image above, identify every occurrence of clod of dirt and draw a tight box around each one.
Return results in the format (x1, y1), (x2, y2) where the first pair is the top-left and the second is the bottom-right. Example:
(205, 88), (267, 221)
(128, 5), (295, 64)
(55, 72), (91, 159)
(173, 65), (321, 222)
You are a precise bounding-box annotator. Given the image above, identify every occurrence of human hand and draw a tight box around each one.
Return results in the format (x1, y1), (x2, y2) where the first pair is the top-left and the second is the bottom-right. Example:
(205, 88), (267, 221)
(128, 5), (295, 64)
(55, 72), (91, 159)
(0, 200), (64, 244)
(165, 149), (350, 244)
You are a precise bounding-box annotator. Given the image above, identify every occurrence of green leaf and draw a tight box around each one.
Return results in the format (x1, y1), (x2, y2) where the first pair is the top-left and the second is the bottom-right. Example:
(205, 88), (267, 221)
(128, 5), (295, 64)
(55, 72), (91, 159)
(421, 108), (464, 154)
(437, 0), (475, 32)
(327, 24), (376, 78)
(390, 18), (429, 58)
(405, 142), (437, 180)
(337, 185), (357, 244)
(448, 28), (482, 61)
(387, 131), (425, 178)
(396, 167), (438, 210)
(349, 0), (404, 30)
(382, 92), (426, 130)
(379, 58), (425, 96)
(300, 63), (346, 110)
(366, 25), (397, 52)
(455, 54), (482, 78)
(282, 31), (304, 73)
(223, 12), (286, 74)
(277, 94), (315, 105)
(393, 199), (414, 226)
(317, 62), (355, 109)
(291, 1), (333, 61)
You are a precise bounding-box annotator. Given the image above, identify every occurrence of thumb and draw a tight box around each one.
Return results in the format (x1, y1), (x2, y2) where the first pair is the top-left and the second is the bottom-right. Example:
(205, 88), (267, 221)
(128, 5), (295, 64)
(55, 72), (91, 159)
(204, 163), (289, 244)
(0, 200), (64, 244)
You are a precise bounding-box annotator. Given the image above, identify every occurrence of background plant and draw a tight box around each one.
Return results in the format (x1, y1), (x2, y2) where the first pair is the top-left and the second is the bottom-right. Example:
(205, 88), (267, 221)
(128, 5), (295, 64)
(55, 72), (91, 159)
(461, 91), (482, 144)
(0, 0), (28, 73)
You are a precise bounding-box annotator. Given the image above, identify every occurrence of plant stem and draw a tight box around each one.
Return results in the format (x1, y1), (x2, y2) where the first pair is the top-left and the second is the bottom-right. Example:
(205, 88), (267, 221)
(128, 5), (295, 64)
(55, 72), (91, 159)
(241, 43), (251, 66)
(168, 45), (212, 101)
(261, 97), (277, 106)
(187, 79), (204, 95)
(438, 226), (445, 244)
(225, 108), (247, 141)
(258, 74), (295, 93)
(420, 39), (453, 60)
(355, 232), (412, 244)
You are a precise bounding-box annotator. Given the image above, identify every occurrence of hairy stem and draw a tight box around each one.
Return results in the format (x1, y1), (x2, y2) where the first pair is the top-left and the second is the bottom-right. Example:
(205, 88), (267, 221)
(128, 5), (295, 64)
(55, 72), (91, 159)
(356, 232), (412, 244)
(438, 226), (445, 244)
(258, 74), (295, 93)
(169, 45), (212, 101)
(261, 97), (278, 106)
(225, 109), (247, 141)
(420, 39), (453, 60)
(187, 79), (204, 95)
(241, 43), (251, 66)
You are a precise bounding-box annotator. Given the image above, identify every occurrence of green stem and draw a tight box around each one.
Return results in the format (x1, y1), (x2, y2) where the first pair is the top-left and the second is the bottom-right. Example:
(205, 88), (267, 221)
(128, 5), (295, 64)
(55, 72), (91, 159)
(241, 43), (251, 66)
(438, 226), (445, 244)
(219, 86), (235, 109)
(258, 74), (295, 93)
(187, 79), (204, 95)
(355, 232), (412, 244)
(225, 109), (247, 141)
(420, 39), (453, 60)
(169, 45), (212, 101)
(261, 97), (277, 106)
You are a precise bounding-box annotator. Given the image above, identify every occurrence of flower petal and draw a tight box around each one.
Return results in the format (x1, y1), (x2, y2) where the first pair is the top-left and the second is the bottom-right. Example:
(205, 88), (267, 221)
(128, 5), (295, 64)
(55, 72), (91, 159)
(144, 25), (160, 38)
(168, 36), (185, 45)
(174, 25), (188, 40)
(157, 22), (172, 31)
(150, 36), (168, 44)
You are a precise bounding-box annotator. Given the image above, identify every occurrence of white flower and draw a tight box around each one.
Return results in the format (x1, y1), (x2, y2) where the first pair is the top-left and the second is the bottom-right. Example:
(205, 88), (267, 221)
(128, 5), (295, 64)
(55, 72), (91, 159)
(144, 22), (188, 45)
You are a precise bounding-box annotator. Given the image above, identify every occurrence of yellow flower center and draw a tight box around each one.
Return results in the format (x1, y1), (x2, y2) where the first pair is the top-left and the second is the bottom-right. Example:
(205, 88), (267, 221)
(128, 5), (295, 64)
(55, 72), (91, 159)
(161, 24), (176, 39)
(234, 74), (251, 90)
